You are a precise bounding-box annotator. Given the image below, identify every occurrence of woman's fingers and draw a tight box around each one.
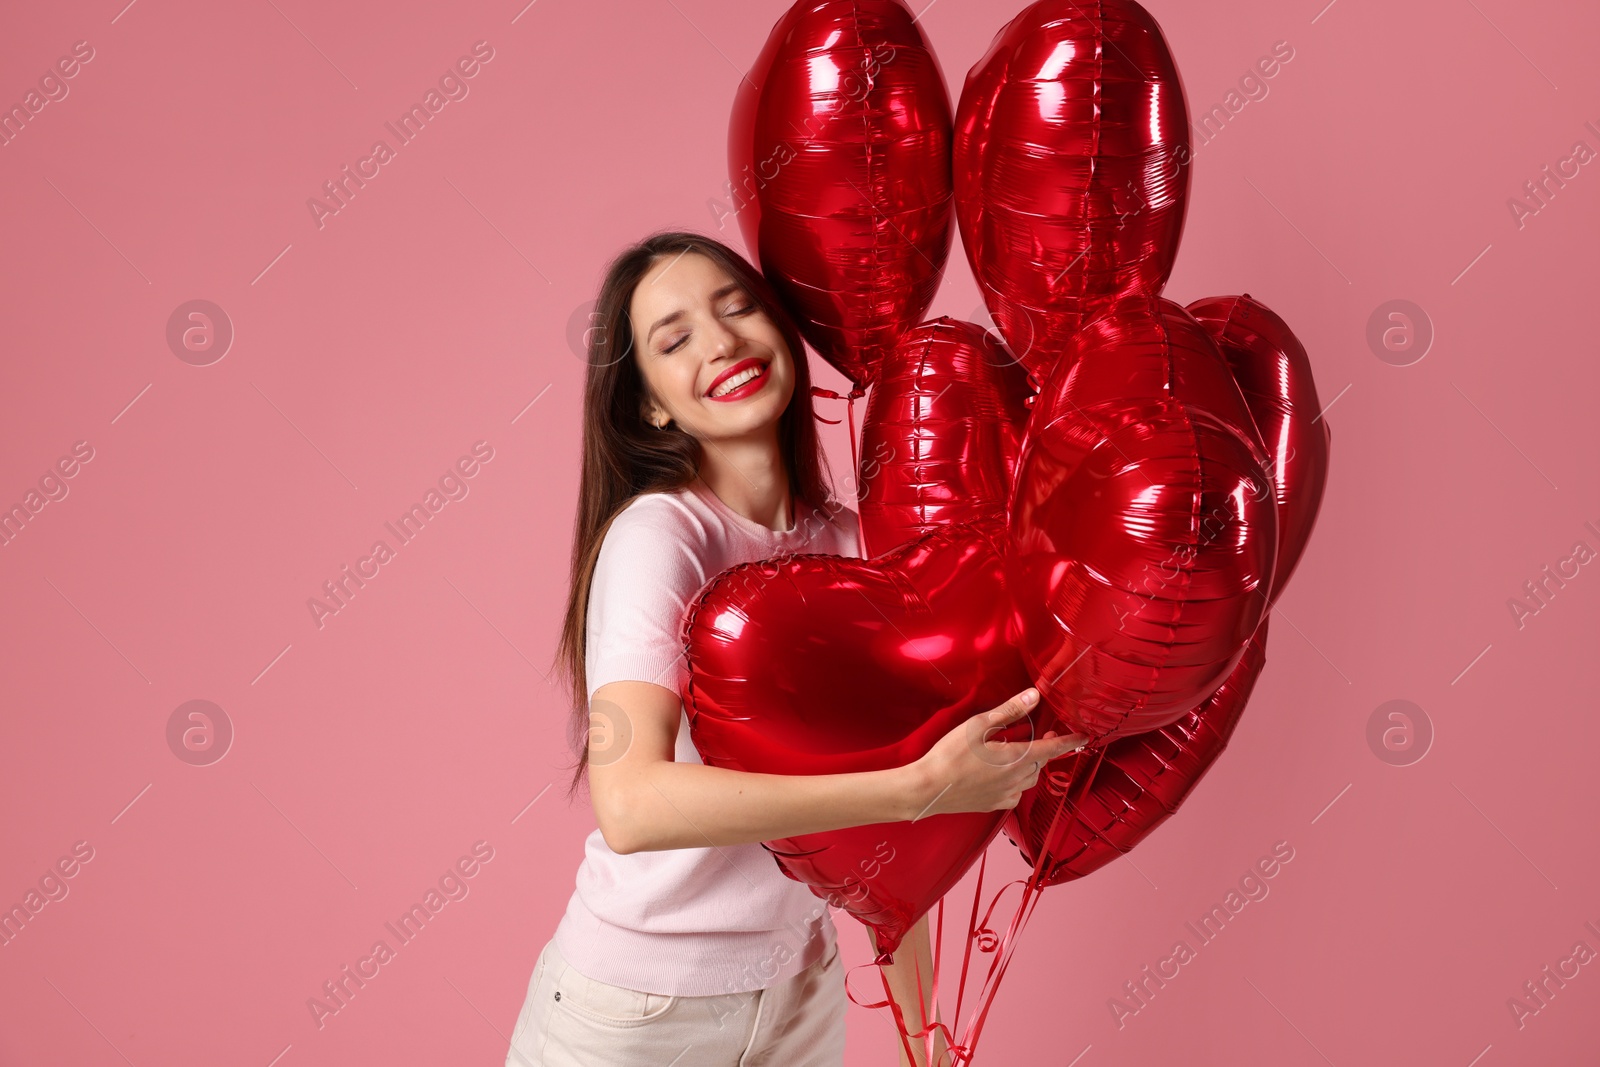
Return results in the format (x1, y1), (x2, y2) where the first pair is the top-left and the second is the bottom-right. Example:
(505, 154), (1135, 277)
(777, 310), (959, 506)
(1055, 732), (1092, 754)
(988, 687), (1039, 725)
(997, 732), (1091, 765)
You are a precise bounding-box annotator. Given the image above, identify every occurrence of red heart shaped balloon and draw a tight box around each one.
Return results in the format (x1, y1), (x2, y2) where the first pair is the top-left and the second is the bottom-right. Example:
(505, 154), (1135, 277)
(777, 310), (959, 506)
(1186, 294), (1333, 605)
(729, 0), (955, 392)
(858, 318), (1034, 556)
(680, 519), (1035, 957)
(1003, 616), (1271, 886)
(1007, 296), (1277, 742)
(954, 0), (1192, 387)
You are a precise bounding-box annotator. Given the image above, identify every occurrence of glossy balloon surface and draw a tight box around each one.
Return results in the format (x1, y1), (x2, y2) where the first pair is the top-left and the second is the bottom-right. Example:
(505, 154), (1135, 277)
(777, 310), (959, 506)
(681, 519), (1036, 955)
(729, 0), (954, 391)
(858, 318), (1034, 556)
(1187, 294), (1332, 605)
(1007, 297), (1277, 741)
(693, 4), (1335, 972)
(1004, 618), (1271, 886)
(954, 0), (1191, 386)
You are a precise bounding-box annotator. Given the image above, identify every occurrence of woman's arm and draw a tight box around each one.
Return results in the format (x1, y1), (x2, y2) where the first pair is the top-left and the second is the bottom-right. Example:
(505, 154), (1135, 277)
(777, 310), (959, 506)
(589, 679), (931, 853)
(588, 678), (1083, 854)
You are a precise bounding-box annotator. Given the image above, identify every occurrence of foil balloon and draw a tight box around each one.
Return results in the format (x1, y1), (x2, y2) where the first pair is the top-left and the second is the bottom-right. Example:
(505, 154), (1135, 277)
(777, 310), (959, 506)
(1186, 294), (1332, 606)
(1004, 617), (1271, 886)
(729, 0), (954, 393)
(680, 519), (1038, 957)
(954, 0), (1191, 387)
(857, 318), (1034, 556)
(1007, 296), (1277, 742)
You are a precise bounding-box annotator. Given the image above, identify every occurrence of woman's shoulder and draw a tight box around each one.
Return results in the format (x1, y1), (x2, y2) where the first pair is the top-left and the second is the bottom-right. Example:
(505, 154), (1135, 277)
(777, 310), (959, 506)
(610, 483), (703, 530)
(584, 493), (717, 625)
(597, 486), (712, 565)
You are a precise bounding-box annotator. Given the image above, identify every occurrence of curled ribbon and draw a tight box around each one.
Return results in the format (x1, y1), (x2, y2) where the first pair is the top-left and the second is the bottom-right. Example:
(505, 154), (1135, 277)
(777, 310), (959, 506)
(842, 745), (1109, 1065)
(809, 384), (866, 479)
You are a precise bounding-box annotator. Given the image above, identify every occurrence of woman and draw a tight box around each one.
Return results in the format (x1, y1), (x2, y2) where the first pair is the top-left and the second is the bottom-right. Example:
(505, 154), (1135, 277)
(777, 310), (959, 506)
(505, 231), (1087, 1067)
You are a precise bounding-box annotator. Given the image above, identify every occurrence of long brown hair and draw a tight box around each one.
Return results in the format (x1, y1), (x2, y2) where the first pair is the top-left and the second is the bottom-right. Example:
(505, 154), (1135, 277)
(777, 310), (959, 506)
(554, 230), (841, 801)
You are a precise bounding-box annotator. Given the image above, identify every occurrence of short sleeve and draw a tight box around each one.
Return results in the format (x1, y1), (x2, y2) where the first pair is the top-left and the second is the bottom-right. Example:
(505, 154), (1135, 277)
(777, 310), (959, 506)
(584, 503), (709, 704)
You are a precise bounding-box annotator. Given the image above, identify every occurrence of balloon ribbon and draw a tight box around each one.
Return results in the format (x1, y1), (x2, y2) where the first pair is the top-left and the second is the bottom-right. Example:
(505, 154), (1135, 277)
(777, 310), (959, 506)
(841, 743), (1108, 1066)
(810, 384), (866, 481)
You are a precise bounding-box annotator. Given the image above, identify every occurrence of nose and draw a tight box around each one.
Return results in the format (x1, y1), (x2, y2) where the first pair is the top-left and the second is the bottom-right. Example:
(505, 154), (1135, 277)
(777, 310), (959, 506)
(702, 319), (744, 373)
(705, 311), (741, 355)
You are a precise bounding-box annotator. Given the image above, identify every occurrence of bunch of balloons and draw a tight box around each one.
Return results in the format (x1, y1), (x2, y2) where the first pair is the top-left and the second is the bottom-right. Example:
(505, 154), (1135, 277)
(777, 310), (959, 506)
(681, 0), (1332, 1021)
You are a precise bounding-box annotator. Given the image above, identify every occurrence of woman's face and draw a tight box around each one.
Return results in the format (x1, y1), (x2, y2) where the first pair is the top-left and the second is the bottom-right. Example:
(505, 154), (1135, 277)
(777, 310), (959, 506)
(628, 250), (794, 444)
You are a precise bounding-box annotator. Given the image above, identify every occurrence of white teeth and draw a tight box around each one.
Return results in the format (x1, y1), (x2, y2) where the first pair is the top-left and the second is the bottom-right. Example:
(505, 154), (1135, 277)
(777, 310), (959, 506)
(710, 364), (764, 397)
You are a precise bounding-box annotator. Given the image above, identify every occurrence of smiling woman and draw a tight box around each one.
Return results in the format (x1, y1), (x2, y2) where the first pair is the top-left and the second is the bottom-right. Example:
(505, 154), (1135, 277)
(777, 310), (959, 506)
(631, 252), (798, 450)
(502, 231), (861, 1066)
(503, 230), (1052, 1067)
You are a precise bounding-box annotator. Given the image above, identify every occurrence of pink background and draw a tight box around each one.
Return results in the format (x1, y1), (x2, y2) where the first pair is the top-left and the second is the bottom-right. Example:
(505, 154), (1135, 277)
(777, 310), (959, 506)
(2, 0), (1596, 1063)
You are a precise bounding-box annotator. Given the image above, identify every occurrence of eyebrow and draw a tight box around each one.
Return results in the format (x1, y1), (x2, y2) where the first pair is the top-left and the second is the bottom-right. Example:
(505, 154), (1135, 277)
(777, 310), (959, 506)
(645, 282), (745, 345)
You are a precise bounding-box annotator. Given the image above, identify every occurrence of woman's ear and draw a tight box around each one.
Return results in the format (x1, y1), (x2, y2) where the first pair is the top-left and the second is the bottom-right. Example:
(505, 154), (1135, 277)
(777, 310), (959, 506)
(640, 395), (669, 430)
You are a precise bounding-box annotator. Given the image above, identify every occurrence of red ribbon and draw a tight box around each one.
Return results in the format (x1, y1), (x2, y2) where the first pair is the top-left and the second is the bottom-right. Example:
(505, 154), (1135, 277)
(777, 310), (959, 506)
(843, 744), (1109, 1065)
(809, 384), (866, 481)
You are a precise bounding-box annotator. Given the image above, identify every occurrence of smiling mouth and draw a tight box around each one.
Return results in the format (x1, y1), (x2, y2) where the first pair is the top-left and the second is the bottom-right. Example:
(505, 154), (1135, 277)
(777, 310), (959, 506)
(707, 361), (769, 399)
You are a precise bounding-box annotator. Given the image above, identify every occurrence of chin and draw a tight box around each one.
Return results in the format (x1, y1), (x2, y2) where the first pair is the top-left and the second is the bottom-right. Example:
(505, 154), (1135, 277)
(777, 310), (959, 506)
(720, 407), (786, 437)
(703, 391), (790, 437)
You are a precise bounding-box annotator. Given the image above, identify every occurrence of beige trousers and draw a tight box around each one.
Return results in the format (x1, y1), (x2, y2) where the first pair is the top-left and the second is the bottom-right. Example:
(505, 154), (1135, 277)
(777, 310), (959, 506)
(505, 936), (847, 1067)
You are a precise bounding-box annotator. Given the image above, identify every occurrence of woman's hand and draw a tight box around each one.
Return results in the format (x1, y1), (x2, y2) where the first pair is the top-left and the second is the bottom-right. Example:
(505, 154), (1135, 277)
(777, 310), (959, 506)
(905, 688), (1090, 820)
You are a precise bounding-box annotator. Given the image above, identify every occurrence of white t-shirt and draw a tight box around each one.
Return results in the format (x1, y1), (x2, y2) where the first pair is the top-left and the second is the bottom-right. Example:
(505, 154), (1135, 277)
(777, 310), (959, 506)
(552, 475), (862, 996)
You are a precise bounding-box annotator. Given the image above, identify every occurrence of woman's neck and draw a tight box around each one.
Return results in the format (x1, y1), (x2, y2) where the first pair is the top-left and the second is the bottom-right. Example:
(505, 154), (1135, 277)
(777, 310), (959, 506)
(696, 433), (793, 533)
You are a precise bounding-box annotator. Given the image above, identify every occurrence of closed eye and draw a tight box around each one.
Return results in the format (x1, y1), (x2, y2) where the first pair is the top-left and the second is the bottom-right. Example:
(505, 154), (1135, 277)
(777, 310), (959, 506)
(661, 303), (758, 354)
